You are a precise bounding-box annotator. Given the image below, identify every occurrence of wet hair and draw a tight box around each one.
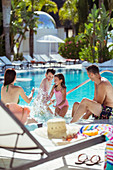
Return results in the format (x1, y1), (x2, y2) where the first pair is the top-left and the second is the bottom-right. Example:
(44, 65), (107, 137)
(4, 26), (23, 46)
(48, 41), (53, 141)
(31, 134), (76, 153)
(46, 68), (55, 75)
(54, 73), (66, 88)
(4, 68), (16, 86)
(86, 65), (99, 74)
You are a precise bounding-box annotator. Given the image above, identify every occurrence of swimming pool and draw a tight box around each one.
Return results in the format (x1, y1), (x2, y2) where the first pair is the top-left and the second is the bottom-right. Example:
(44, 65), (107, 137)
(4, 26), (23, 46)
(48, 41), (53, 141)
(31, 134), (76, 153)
(0, 68), (113, 110)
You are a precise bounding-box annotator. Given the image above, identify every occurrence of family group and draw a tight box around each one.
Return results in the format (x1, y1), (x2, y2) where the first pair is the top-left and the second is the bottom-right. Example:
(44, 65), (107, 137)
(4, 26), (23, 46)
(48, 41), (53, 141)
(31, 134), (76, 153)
(1, 64), (113, 124)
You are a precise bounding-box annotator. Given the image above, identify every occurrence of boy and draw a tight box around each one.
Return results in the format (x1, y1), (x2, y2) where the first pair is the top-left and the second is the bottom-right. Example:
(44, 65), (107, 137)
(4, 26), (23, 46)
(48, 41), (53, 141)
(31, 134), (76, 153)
(34, 68), (55, 115)
(38, 68), (56, 103)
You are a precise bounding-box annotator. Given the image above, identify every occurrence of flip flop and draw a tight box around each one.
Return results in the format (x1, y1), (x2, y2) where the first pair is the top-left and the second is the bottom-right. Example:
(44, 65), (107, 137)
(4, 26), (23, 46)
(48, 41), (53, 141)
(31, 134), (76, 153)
(75, 153), (88, 164)
(85, 155), (101, 166)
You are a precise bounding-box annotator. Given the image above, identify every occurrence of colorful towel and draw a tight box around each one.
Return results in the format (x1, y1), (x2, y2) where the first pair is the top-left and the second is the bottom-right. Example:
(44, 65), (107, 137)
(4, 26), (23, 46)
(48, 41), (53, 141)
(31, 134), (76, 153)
(79, 124), (113, 170)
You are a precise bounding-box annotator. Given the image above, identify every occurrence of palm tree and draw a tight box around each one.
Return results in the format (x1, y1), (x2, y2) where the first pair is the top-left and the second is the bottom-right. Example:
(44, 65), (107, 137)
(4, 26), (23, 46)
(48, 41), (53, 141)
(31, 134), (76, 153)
(29, 0), (58, 58)
(77, 0), (88, 33)
(106, 0), (113, 17)
(59, 0), (78, 36)
(2, 0), (11, 59)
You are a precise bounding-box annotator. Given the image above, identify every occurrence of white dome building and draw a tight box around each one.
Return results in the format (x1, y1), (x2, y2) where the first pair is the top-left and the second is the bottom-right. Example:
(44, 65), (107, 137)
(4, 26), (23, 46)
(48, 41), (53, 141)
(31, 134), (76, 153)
(20, 11), (65, 56)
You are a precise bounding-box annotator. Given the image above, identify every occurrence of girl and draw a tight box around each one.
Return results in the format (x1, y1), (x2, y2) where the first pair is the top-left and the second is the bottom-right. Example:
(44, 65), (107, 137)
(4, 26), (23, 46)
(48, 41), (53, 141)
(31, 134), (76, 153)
(49, 73), (69, 117)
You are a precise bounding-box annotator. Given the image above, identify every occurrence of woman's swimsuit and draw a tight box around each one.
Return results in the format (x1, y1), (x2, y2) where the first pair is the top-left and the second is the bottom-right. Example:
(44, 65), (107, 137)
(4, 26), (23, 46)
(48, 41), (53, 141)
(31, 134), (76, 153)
(93, 104), (113, 119)
(6, 85), (9, 92)
(6, 85), (20, 104)
(54, 88), (69, 109)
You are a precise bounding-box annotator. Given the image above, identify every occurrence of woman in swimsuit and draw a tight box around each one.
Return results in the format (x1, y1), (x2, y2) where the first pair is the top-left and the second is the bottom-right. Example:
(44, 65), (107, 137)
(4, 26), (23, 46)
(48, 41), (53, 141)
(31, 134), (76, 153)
(1, 68), (35, 124)
(49, 73), (69, 117)
(1, 68), (35, 104)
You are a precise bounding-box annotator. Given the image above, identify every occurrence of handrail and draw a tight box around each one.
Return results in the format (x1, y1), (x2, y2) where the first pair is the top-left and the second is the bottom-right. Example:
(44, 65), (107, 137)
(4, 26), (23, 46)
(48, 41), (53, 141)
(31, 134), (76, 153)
(66, 70), (113, 95)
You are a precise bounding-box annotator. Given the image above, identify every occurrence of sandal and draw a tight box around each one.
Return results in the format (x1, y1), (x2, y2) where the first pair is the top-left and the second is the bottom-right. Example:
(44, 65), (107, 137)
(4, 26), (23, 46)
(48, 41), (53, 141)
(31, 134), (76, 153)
(75, 153), (88, 164)
(85, 155), (101, 166)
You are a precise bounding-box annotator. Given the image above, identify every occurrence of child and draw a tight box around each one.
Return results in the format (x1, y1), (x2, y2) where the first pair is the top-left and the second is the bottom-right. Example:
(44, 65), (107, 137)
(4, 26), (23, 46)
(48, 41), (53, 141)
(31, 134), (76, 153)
(38, 68), (56, 103)
(34, 68), (55, 115)
(49, 73), (69, 117)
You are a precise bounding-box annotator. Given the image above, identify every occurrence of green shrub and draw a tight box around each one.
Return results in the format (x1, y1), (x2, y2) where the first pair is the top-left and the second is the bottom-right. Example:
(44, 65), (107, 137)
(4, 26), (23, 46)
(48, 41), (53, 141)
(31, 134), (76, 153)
(58, 36), (87, 59)
(79, 45), (99, 63)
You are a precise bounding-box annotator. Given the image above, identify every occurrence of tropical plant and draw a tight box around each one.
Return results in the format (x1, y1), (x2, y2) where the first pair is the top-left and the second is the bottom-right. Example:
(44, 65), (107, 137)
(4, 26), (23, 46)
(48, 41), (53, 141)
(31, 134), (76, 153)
(59, 0), (78, 36)
(11, 0), (58, 58)
(77, 0), (88, 33)
(29, 0), (58, 58)
(80, 3), (113, 63)
(58, 36), (87, 59)
(79, 45), (99, 63)
(10, 0), (40, 56)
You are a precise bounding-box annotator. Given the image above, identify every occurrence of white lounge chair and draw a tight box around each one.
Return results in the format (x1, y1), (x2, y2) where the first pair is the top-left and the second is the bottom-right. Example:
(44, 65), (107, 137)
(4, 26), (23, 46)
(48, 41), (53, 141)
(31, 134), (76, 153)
(98, 59), (113, 68)
(40, 54), (50, 62)
(33, 54), (46, 65)
(40, 54), (57, 66)
(23, 54), (33, 62)
(0, 60), (5, 71)
(0, 56), (23, 70)
(50, 54), (66, 63)
(0, 100), (106, 169)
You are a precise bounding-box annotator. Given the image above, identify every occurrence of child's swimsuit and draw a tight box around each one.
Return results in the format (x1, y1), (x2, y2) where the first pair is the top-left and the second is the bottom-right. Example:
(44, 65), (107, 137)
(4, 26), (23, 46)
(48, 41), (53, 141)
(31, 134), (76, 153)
(93, 104), (113, 119)
(54, 89), (69, 109)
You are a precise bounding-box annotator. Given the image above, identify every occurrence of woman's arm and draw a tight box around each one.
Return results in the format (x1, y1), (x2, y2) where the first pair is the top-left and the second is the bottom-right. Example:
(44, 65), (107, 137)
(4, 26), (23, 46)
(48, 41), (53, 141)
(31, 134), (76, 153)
(19, 87), (35, 103)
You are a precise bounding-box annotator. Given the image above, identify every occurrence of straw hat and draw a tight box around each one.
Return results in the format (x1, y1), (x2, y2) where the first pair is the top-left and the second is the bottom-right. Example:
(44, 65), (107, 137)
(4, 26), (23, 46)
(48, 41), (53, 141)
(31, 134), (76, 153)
(34, 124), (81, 139)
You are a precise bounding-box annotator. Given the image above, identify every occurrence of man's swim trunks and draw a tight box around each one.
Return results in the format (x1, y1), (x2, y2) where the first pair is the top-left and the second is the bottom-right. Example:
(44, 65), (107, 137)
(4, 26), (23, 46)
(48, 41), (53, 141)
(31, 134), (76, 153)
(93, 105), (113, 119)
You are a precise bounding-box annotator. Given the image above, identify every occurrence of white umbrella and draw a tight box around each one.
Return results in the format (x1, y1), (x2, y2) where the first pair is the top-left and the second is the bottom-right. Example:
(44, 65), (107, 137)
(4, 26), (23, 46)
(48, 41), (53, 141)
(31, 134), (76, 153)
(37, 35), (64, 58)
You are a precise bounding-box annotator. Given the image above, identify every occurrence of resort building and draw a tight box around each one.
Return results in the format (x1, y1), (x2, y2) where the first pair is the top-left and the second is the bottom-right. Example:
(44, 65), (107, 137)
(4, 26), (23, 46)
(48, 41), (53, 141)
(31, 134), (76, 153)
(19, 11), (66, 57)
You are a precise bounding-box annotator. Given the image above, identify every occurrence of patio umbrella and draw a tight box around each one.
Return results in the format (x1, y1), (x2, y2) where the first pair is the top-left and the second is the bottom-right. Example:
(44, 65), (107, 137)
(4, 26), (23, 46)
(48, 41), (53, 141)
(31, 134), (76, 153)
(37, 35), (64, 58)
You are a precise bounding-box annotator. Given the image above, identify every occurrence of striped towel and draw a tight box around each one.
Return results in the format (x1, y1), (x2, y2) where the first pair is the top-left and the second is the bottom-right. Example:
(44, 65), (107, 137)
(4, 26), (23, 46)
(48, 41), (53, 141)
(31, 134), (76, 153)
(79, 124), (113, 170)
(104, 141), (113, 170)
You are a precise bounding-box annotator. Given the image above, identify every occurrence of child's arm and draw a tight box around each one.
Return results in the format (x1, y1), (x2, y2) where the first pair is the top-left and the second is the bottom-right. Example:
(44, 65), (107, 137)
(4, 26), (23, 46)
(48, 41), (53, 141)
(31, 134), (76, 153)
(46, 85), (55, 101)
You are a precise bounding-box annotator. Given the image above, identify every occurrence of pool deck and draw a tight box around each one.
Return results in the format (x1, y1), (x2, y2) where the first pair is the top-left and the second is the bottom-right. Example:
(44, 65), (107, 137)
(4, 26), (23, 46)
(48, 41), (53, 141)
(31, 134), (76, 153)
(30, 142), (105, 170)
(29, 63), (105, 169)
(0, 64), (106, 169)
(15, 63), (83, 73)
(0, 132), (105, 170)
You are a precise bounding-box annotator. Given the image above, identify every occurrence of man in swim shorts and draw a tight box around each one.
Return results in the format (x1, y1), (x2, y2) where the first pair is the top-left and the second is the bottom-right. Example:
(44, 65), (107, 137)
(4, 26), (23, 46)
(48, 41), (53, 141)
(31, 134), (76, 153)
(93, 105), (113, 119)
(71, 64), (113, 122)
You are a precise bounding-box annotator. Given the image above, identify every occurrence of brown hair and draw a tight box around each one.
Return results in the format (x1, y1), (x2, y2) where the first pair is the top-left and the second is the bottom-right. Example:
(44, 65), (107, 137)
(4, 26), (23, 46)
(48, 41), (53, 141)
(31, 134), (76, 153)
(54, 73), (66, 88)
(86, 64), (99, 74)
(46, 68), (56, 75)
(4, 68), (16, 86)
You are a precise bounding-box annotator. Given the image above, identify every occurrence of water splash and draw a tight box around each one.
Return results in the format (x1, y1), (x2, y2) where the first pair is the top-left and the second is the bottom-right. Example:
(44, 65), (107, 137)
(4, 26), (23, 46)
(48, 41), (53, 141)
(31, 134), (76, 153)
(30, 88), (70, 123)
(30, 88), (56, 122)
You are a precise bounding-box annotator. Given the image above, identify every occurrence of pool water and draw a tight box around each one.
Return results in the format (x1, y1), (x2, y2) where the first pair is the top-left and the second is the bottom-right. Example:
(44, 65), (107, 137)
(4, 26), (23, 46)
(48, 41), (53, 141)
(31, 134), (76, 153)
(0, 68), (113, 111)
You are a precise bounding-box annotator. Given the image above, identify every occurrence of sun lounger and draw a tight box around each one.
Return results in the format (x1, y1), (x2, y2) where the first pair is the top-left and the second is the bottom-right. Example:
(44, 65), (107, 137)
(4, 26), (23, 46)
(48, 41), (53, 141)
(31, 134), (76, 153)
(50, 54), (66, 66)
(39, 54), (50, 62)
(23, 54), (44, 66)
(0, 100), (108, 170)
(0, 60), (5, 71)
(33, 54), (46, 65)
(40, 54), (57, 67)
(23, 54), (35, 67)
(50, 54), (65, 62)
(0, 56), (23, 70)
